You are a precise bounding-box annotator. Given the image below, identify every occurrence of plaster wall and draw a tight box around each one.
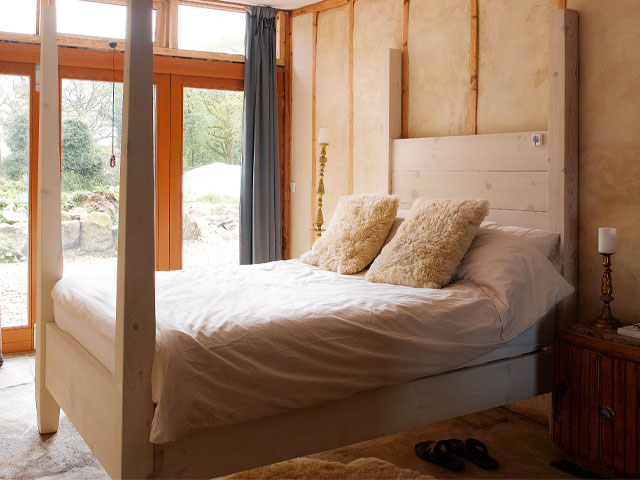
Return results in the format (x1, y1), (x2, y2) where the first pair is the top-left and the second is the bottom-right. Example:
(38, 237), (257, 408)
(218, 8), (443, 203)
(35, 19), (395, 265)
(289, 0), (640, 323)
(290, 14), (313, 258)
(316, 6), (351, 235)
(353, 0), (403, 194)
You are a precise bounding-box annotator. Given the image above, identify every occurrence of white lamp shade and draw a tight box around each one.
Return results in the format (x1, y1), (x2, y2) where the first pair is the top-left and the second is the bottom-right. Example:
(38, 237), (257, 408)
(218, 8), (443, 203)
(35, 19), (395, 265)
(318, 128), (330, 144)
(598, 227), (616, 254)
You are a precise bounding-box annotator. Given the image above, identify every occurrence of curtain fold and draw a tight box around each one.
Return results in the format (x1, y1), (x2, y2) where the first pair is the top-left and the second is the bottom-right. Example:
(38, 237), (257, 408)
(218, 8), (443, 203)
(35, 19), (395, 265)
(240, 6), (281, 265)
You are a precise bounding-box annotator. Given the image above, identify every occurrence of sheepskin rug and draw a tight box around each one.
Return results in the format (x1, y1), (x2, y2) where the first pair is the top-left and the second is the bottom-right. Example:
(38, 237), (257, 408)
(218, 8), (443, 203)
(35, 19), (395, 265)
(220, 457), (433, 480)
(301, 194), (398, 274)
(366, 198), (489, 288)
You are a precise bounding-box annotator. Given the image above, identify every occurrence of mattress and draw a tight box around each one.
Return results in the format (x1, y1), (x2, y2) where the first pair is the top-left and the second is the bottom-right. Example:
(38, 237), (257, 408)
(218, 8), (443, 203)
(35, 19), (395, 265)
(52, 260), (553, 443)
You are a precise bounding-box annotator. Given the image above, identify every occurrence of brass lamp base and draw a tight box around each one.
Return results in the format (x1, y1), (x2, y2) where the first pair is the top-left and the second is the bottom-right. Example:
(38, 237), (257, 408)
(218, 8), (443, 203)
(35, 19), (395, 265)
(591, 253), (621, 329)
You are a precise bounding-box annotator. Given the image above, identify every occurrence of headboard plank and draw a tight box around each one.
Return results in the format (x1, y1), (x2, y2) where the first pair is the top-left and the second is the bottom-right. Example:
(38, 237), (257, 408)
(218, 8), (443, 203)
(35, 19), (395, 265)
(393, 131), (549, 172)
(393, 170), (548, 211)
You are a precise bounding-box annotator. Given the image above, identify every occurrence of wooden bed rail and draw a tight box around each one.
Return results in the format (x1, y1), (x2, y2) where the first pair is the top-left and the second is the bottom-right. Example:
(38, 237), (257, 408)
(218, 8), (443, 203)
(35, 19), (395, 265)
(114, 0), (156, 477)
(35, 5), (62, 436)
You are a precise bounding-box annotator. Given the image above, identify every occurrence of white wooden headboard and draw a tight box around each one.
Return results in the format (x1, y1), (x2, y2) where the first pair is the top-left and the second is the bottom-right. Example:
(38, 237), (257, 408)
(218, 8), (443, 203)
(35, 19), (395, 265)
(380, 9), (578, 328)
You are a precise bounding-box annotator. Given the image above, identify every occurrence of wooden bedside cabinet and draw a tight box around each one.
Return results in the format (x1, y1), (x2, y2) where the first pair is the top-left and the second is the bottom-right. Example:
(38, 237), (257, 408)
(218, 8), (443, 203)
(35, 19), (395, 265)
(553, 323), (640, 478)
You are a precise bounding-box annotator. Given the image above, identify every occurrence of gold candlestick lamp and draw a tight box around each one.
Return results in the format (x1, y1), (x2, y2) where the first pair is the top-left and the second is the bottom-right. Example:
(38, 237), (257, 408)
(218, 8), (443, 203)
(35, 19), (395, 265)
(314, 129), (329, 239)
(592, 227), (621, 329)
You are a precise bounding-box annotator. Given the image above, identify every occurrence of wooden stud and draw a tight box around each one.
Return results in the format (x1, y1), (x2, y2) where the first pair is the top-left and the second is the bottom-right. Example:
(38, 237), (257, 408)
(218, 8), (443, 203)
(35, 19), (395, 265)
(348, 0), (354, 194)
(467, 0), (479, 135)
(35, 5), (61, 436)
(114, 0), (155, 477)
(283, 12), (292, 259)
(310, 11), (318, 244)
(557, 0), (566, 8)
(401, 0), (409, 138)
(292, 0), (349, 17)
(548, 9), (579, 330)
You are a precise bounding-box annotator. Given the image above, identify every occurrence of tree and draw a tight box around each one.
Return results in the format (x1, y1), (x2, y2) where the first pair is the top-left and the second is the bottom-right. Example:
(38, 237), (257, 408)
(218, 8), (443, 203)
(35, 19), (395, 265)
(61, 119), (103, 190)
(1, 110), (29, 181)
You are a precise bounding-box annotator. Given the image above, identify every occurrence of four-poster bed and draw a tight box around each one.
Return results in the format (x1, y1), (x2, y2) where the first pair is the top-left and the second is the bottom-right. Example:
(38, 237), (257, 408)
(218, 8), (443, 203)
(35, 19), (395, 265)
(35, 2), (578, 478)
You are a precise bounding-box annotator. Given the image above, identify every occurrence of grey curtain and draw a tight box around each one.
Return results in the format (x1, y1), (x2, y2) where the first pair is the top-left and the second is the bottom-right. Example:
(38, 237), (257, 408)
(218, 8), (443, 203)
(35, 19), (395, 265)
(240, 6), (281, 264)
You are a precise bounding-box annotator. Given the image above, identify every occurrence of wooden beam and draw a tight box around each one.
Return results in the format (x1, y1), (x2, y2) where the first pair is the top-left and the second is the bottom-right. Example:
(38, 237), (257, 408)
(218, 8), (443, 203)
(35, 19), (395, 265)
(35, 4), (61, 436)
(348, 0), (354, 194)
(292, 0), (349, 17)
(283, 12), (292, 259)
(115, 0), (155, 477)
(310, 11), (318, 244)
(168, 0), (179, 49)
(401, 0), (409, 138)
(557, 0), (566, 8)
(467, 0), (478, 135)
(548, 9), (579, 330)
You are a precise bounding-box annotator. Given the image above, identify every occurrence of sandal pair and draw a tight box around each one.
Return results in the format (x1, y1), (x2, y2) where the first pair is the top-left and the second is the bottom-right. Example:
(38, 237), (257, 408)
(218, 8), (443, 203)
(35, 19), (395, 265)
(414, 437), (499, 471)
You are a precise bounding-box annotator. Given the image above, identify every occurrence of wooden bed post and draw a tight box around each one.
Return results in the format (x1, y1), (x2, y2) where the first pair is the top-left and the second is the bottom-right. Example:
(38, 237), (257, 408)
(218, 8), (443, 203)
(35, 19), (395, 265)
(35, 5), (61, 435)
(380, 49), (402, 195)
(114, 0), (156, 477)
(548, 9), (579, 330)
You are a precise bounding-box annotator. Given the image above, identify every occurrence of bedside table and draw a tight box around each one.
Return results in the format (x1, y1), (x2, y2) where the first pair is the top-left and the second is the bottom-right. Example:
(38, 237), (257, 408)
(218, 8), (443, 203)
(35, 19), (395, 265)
(553, 323), (640, 478)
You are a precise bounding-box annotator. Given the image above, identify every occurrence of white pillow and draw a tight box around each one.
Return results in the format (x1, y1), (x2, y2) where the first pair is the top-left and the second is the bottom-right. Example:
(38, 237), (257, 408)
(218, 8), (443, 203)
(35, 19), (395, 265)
(480, 221), (560, 262)
(455, 228), (574, 340)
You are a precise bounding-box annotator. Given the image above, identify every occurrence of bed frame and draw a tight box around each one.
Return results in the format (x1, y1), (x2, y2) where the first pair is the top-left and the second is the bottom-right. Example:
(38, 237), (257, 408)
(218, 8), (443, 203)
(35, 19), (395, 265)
(34, 2), (578, 478)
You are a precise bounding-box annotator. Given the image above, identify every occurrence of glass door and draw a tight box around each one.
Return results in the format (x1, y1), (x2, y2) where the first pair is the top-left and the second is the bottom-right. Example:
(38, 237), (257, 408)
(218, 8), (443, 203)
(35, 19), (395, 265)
(181, 87), (243, 269)
(0, 67), (35, 354)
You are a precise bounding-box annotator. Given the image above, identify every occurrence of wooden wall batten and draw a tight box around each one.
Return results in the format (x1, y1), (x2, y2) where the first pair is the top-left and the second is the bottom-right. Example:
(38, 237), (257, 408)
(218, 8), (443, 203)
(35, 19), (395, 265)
(348, 0), (354, 194)
(115, 0), (155, 477)
(380, 49), (402, 195)
(35, 5), (61, 436)
(310, 11), (318, 244)
(548, 9), (579, 330)
(467, 0), (478, 135)
(401, 0), (409, 138)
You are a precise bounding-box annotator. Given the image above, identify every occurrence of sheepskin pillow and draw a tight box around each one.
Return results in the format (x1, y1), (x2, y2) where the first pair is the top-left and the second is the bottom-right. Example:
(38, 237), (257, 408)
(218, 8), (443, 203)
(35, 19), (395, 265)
(365, 198), (489, 288)
(300, 194), (399, 274)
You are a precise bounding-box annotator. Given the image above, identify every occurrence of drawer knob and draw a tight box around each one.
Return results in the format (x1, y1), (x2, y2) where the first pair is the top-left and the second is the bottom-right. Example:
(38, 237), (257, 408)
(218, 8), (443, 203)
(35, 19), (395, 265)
(599, 406), (615, 420)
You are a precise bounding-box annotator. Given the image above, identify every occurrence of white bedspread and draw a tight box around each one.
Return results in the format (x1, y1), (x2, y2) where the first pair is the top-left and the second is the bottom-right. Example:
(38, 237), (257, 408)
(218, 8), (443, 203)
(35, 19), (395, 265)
(52, 260), (547, 443)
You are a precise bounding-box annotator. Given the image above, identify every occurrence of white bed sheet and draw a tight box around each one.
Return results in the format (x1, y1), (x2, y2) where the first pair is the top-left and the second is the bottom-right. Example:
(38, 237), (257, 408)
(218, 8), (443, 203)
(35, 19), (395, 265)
(53, 260), (548, 443)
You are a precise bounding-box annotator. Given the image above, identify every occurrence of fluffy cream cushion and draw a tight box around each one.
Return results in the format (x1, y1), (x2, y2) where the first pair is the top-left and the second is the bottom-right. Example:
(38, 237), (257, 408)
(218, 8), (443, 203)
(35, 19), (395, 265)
(366, 198), (489, 288)
(300, 194), (398, 274)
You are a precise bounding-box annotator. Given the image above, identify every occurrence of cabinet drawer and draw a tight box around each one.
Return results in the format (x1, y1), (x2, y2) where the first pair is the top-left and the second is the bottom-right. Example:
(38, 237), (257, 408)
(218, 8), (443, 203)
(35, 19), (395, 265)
(553, 340), (640, 477)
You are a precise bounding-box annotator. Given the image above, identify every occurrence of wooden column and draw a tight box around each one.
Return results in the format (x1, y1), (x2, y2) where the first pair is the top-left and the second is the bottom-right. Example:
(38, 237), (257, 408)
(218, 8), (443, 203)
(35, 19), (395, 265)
(401, 0), (409, 138)
(468, 0), (479, 135)
(548, 8), (579, 330)
(379, 49), (402, 195)
(35, 4), (61, 435)
(115, 0), (156, 477)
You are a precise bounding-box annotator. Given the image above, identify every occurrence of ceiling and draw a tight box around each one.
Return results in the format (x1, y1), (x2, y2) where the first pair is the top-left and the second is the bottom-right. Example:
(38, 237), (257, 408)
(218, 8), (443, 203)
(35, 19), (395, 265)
(254, 0), (318, 9)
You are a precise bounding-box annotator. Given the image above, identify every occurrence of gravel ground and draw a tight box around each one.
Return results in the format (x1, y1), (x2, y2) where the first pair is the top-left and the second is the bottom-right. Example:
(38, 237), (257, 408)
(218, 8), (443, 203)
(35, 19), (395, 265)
(0, 203), (239, 329)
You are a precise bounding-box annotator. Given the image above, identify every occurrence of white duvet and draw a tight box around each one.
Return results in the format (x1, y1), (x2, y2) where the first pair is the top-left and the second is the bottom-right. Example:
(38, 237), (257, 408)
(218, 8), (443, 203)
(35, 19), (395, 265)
(53, 249), (572, 443)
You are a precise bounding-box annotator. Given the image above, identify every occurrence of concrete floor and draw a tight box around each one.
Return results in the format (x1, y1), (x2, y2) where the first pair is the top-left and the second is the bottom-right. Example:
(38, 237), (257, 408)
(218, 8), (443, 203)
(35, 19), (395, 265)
(0, 354), (577, 479)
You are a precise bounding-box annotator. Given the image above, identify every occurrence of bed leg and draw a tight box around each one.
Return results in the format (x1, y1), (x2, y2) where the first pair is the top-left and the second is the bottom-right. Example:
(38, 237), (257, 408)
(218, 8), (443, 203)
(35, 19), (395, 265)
(36, 368), (59, 434)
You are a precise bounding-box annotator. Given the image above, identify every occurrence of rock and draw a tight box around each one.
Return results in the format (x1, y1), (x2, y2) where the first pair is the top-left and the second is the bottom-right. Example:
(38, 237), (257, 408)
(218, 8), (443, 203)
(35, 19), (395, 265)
(62, 220), (81, 250)
(112, 225), (118, 244)
(61, 210), (72, 221)
(2, 204), (28, 224)
(0, 223), (28, 257)
(183, 212), (200, 241)
(80, 212), (114, 252)
(68, 207), (88, 220)
(77, 192), (119, 215)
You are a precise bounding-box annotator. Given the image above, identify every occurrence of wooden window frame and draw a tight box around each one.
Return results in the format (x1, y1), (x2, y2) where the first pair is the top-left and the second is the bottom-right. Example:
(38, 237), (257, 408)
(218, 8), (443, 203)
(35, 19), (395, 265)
(0, 39), (290, 355)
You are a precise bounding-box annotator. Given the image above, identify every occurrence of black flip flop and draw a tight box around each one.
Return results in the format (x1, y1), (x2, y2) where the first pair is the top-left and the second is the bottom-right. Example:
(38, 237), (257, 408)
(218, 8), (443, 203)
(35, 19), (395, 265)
(415, 440), (465, 471)
(446, 438), (499, 470)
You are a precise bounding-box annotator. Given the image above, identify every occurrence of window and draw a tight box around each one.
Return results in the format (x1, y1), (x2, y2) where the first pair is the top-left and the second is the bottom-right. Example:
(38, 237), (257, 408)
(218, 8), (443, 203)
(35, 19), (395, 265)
(57, 0), (157, 41)
(0, 0), (37, 35)
(178, 5), (244, 55)
(0, 74), (31, 328)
